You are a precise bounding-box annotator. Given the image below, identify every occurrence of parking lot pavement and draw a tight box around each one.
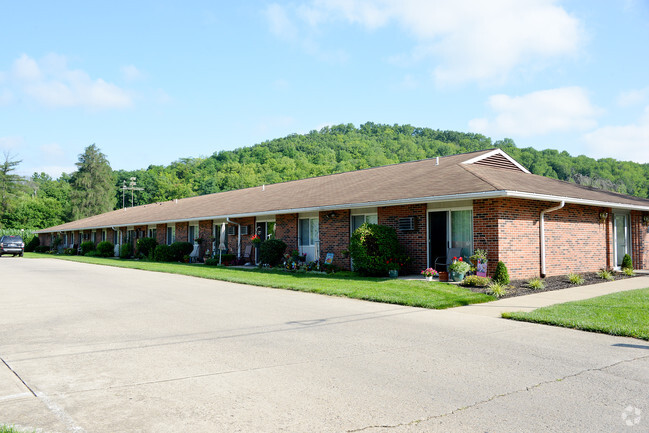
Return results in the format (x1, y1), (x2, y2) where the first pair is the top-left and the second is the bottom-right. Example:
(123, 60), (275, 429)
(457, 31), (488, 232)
(1, 257), (648, 432)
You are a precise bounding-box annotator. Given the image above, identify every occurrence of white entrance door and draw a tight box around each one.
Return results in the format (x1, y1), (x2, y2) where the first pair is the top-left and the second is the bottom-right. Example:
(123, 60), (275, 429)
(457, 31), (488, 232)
(298, 218), (319, 262)
(613, 213), (630, 267)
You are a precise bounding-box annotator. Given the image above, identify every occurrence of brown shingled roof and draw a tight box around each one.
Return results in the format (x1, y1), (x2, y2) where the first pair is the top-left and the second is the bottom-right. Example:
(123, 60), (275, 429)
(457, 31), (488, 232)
(37, 149), (649, 233)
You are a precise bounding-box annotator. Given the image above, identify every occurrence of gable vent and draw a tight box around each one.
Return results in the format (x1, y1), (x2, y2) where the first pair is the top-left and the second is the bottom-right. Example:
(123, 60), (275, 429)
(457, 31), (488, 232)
(399, 217), (415, 231)
(472, 153), (523, 171)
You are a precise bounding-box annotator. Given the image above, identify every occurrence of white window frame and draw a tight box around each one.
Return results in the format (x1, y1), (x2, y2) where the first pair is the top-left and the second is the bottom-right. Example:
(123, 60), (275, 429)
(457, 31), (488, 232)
(189, 223), (199, 244)
(350, 213), (378, 236)
(426, 205), (474, 268)
(166, 224), (176, 245)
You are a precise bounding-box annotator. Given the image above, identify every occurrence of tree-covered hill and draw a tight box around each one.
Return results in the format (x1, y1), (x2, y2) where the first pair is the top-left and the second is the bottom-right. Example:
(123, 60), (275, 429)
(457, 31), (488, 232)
(3, 122), (648, 230)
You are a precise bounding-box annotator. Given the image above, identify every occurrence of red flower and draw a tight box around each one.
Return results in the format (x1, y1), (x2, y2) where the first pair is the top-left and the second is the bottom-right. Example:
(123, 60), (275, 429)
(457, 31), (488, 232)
(453, 257), (457, 260)
(458, 257), (463, 261)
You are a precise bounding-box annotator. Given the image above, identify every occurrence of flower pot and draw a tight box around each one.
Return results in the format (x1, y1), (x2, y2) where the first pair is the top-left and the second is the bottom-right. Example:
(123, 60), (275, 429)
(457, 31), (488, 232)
(450, 271), (465, 282)
(388, 269), (399, 278)
(439, 271), (449, 282)
(426, 276), (433, 282)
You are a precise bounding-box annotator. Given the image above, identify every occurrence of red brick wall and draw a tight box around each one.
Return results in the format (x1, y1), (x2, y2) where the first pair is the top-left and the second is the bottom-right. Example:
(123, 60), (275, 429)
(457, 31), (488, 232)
(198, 220), (213, 259)
(631, 211), (649, 269)
(474, 198), (610, 279)
(378, 203), (427, 273)
(276, 213), (298, 252)
(319, 209), (351, 270)
(175, 222), (188, 243)
(156, 224), (166, 245)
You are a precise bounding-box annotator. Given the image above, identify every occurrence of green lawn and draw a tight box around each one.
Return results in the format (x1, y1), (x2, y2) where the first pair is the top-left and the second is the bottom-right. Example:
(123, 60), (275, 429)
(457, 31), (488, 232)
(24, 253), (493, 309)
(502, 288), (649, 340)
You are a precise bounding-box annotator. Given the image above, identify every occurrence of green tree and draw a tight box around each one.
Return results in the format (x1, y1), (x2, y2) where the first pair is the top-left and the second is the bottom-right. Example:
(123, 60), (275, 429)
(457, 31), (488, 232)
(70, 144), (116, 219)
(0, 152), (25, 227)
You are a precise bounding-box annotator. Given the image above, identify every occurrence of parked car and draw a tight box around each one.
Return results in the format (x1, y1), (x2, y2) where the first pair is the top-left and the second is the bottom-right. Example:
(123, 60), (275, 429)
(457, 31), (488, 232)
(0, 235), (25, 257)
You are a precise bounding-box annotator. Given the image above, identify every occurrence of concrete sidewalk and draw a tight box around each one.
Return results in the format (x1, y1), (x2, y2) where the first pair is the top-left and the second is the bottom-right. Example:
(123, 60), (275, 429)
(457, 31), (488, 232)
(454, 273), (649, 317)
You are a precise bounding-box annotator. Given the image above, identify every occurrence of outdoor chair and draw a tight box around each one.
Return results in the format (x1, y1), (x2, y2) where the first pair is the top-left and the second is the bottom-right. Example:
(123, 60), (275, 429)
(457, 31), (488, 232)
(243, 244), (253, 265)
(434, 247), (463, 272)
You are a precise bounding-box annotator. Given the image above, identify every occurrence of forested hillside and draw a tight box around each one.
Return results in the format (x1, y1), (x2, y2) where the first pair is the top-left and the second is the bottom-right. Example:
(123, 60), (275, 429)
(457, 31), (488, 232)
(3, 122), (648, 230)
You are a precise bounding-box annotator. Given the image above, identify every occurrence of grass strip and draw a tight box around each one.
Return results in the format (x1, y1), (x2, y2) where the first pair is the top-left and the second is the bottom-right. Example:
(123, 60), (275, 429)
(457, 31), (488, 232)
(24, 253), (493, 309)
(502, 288), (649, 340)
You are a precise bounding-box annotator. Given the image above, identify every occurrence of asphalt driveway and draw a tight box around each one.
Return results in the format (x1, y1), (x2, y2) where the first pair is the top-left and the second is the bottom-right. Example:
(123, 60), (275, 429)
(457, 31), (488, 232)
(1, 258), (647, 432)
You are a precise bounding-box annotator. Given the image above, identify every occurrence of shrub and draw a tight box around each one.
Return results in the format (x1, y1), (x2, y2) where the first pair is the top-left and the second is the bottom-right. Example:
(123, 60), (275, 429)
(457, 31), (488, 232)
(487, 282), (507, 298)
(597, 269), (614, 281)
(567, 273), (585, 285)
(205, 258), (219, 266)
(137, 237), (158, 258)
(34, 245), (50, 253)
(259, 239), (287, 267)
(119, 243), (133, 259)
(80, 241), (95, 256)
(492, 261), (510, 285)
(461, 275), (491, 287)
(96, 241), (114, 257)
(25, 236), (40, 252)
(85, 250), (102, 257)
(527, 277), (545, 290)
(622, 254), (633, 270)
(349, 223), (407, 276)
(170, 241), (193, 262)
(622, 267), (635, 276)
(64, 248), (76, 255)
(154, 244), (173, 262)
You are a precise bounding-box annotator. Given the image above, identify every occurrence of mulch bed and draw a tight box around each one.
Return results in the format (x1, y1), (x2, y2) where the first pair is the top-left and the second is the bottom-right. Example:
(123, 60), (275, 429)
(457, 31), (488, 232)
(464, 271), (640, 299)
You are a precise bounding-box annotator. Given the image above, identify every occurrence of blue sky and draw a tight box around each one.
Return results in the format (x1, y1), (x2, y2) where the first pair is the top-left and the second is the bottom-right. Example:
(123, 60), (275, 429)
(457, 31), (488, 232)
(2, 1), (649, 178)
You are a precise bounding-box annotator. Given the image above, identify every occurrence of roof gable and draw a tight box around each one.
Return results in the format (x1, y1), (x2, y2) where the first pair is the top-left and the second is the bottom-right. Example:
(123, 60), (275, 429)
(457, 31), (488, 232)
(461, 149), (530, 173)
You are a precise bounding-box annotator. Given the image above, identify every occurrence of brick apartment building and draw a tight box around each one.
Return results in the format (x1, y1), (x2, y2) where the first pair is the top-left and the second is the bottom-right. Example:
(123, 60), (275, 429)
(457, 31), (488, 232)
(36, 149), (649, 279)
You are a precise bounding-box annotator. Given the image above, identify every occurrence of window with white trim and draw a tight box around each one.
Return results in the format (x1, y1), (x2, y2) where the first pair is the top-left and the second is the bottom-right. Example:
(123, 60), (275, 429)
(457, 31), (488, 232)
(351, 214), (378, 235)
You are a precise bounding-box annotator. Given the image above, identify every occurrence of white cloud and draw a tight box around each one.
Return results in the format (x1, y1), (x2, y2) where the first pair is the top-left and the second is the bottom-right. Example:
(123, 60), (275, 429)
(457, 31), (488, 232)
(29, 165), (77, 178)
(8, 53), (132, 109)
(583, 106), (649, 163)
(617, 87), (649, 107)
(121, 64), (143, 82)
(469, 87), (602, 136)
(276, 0), (584, 85)
(40, 142), (65, 159)
(265, 3), (298, 40)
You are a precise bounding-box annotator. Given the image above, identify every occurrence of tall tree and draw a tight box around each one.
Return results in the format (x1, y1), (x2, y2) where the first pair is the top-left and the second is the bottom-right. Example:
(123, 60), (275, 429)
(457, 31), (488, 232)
(70, 144), (116, 219)
(0, 152), (25, 227)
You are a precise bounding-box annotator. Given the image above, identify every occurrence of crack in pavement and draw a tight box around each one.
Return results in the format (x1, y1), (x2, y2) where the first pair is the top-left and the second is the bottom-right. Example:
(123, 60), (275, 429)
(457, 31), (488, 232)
(346, 353), (649, 432)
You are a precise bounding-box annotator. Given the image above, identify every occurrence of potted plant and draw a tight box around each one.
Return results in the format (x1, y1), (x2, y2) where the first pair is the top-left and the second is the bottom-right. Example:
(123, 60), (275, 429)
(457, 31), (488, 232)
(386, 258), (401, 278)
(421, 268), (439, 282)
(448, 257), (470, 282)
(250, 234), (262, 247)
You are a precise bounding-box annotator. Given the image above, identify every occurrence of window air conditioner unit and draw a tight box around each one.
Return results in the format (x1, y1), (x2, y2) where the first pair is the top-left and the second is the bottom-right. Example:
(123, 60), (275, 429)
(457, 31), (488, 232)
(399, 217), (415, 231)
(240, 225), (249, 235)
(228, 226), (237, 236)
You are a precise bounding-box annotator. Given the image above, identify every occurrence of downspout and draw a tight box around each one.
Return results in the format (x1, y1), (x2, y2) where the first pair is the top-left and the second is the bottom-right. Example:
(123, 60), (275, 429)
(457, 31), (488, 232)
(540, 201), (565, 278)
(226, 217), (241, 258)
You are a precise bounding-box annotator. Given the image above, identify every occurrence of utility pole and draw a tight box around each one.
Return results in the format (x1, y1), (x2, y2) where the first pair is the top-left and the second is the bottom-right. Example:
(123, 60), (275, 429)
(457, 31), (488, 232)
(121, 177), (143, 208)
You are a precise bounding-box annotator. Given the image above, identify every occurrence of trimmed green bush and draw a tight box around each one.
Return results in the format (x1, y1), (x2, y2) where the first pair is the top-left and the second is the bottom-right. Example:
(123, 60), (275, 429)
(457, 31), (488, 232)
(25, 236), (40, 252)
(119, 243), (133, 259)
(259, 238), (287, 267)
(154, 244), (173, 262)
(492, 261), (510, 285)
(80, 241), (95, 256)
(34, 245), (50, 253)
(96, 241), (114, 257)
(349, 223), (407, 276)
(170, 241), (193, 262)
(137, 237), (158, 258)
(205, 258), (219, 266)
(622, 253), (633, 270)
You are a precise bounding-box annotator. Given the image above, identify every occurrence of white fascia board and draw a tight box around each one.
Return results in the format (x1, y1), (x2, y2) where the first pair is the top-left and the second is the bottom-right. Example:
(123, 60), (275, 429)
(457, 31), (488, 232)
(41, 189), (649, 233)
(462, 149), (531, 174)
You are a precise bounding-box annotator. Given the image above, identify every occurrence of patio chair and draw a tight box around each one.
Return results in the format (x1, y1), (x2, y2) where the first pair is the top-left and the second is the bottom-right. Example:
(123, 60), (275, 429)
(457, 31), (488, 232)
(243, 244), (253, 264)
(434, 247), (463, 272)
